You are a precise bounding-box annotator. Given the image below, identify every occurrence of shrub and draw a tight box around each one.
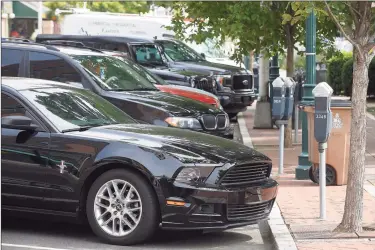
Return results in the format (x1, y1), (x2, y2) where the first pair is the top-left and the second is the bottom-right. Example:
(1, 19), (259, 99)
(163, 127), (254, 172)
(341, 57), (375, 97)
(327, 52), (352, 94)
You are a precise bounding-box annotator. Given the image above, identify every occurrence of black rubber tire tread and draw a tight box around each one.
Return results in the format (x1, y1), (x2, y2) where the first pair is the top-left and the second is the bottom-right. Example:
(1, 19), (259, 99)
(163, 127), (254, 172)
(86, 168), (159, 245)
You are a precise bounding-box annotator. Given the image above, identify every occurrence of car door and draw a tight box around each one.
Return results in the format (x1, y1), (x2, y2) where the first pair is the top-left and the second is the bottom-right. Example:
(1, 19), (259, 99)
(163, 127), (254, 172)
(1, 92), (51, 210)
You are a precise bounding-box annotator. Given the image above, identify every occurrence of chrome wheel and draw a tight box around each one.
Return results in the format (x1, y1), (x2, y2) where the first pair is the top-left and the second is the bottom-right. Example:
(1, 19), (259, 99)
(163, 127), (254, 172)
(94, 179), (142, 237)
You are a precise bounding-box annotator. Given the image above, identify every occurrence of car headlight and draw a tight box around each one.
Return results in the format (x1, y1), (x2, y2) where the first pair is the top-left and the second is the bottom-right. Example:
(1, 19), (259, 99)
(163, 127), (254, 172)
(165, 117), (202, 129)
(175, 167), (216, 184)
(215, 74), (231, 85)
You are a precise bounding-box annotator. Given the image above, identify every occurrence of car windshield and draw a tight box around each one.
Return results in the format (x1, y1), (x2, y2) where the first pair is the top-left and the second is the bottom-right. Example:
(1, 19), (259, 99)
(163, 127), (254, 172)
(158, 40), (205, 62)
(20, 87), (136, 132)
(131, 44), (165, 66)
(124, 62), (170, 86)
(71, 55), (159, 91)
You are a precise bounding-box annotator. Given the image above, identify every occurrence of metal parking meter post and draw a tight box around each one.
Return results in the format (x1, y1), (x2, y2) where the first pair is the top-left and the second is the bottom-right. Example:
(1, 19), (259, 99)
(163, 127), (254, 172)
(271, 77), (286, 175)
(318, 142), (327, 219)
(312, 82), (333, 220)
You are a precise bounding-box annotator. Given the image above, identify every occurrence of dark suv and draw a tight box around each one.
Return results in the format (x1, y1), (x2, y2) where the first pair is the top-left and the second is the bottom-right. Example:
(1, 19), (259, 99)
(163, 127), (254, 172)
(35, 35), (236, 115)
(1, 41), (233, 138)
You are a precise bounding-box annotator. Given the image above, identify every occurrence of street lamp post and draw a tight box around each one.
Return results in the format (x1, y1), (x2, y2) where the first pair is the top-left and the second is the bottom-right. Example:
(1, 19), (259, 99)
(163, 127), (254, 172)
(295, 10), (316, 179)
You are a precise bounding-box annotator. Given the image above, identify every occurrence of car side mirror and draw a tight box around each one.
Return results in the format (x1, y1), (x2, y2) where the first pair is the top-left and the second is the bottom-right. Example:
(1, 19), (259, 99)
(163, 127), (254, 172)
(1, 116), (39, 131)
(200, 53), (206, 59)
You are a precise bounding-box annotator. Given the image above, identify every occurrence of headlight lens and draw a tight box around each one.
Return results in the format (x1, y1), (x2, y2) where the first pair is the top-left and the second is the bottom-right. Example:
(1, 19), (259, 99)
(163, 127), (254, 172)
(215, 74), (231, 85)
(175, 167), (216, 184)
(165, 117), (202, 129)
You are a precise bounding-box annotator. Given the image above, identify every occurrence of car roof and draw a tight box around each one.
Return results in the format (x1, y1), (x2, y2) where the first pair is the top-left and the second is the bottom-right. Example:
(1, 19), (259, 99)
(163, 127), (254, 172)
(1, 77), (81, 92)
(37, 34), (156, 44)
(2, 41), (105, 56)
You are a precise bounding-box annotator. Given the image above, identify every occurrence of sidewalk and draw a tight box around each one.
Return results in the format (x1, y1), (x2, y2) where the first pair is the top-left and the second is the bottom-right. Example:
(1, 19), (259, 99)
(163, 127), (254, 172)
(239, 103), (375, 250)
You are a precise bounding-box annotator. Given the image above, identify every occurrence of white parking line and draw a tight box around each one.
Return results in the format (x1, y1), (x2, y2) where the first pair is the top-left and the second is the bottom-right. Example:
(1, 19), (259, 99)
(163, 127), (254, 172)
(1, 243), (71, 250)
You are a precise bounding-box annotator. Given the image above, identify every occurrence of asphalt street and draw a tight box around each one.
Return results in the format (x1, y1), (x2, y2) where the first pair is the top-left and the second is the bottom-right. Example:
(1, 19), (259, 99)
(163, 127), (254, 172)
(1, 121), (275, 250)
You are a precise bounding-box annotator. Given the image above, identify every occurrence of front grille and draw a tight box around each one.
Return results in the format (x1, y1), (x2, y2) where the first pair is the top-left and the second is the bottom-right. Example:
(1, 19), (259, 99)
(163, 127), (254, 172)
(201, 114), (216, 129)
(194, 77), (214, 93)
(233, 75), (252, 90)
(220, 162), (270, 187)
(217, 114), (227, 129)
(227, 201), (272, 221)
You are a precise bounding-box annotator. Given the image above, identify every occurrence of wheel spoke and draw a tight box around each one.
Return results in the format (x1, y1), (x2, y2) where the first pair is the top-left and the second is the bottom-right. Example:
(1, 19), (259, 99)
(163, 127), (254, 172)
(119, 183), (127, 198)
(95, 200), (109, 209)
(125, 187), (134, 200)
(97, 210), (110, 221)
(122, 218), (134, 229)
(106, 183), (114, 198)
(101, 216), (113, 226)
(112, 218), (116, 234)
(127, 211), (138, 223)
(112, 180), (120, 197)
(97, 195), (110, 202)
(128, 207), (141, 212)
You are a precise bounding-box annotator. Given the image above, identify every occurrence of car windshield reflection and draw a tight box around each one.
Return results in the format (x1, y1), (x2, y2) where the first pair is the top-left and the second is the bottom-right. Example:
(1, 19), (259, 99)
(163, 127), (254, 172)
(20, 87), (136, 132)
(72, 55), (159, 92)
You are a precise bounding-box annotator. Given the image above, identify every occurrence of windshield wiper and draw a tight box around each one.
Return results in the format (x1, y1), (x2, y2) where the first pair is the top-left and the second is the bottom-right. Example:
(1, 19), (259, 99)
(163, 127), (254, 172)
(61, 126), (93, 133)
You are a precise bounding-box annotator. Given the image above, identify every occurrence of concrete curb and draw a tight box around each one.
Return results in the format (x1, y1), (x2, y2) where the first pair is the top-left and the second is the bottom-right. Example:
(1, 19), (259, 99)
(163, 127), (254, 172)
(366, 112), (375, 121)
(237, 111), (298, 250)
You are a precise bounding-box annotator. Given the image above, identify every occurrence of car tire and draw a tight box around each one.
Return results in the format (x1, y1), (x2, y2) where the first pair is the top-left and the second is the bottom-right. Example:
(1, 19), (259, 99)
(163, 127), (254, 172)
(228, 113), (238, 119)
(86, 168), (159, 245)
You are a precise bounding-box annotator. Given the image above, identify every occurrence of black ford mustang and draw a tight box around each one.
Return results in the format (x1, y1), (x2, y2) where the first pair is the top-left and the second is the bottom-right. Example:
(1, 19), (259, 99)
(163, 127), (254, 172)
(1, 77), (278, 246)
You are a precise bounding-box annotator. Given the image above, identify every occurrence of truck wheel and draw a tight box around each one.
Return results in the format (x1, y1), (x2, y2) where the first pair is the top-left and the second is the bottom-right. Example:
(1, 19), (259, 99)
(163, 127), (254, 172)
(86, 169), (159, 245)
(228, 113), (238, 119)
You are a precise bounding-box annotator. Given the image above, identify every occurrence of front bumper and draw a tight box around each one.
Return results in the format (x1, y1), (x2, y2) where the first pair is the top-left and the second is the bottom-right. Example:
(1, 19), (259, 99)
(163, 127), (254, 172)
(223, 90), (256, 114)
(158, 178), (278, 230)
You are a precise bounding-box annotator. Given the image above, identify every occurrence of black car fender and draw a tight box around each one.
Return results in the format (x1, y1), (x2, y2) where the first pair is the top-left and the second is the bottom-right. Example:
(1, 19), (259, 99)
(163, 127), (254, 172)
(77, 142), (184, 210)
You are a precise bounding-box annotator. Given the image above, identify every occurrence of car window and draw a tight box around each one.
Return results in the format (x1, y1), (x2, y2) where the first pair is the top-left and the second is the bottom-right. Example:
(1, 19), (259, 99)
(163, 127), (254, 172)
(101, 43), (129, 53)
(71, 55), (159, 91)
(1, 93), (43, 129)
(1, 48), (24, 77)
(158, 40), (204, 62)
(19, 87), (137, 132)
(29, 52), (82, 84)
(132, 44), (164, 66)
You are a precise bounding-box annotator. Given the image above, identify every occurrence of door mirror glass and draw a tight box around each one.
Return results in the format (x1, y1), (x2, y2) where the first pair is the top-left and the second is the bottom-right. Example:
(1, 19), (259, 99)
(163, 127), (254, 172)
(1, 116), (39, 131)
(200, 53), (206, 59)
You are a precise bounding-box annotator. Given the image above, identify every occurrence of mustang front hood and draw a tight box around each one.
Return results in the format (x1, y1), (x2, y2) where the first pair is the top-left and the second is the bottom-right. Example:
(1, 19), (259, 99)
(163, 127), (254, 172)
(75, 124), (270, 165)
(108, 90), (221, 116)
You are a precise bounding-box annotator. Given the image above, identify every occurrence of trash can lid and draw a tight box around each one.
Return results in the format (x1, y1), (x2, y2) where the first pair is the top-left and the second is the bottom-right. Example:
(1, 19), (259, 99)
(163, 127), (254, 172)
(330, 99), (352, 107)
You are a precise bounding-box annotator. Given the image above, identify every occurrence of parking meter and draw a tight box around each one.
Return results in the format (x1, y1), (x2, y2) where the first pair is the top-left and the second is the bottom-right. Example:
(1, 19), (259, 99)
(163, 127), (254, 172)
(312, 82), (333, 143)
(312, 81), (333, 221)
(271, 77), (288, 175)
(284, 77), (296, 120)
(271, 77), (286, 120)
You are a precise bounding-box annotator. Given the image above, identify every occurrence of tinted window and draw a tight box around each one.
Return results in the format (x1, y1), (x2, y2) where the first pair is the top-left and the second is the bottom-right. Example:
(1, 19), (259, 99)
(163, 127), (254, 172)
(29, 52), (82, 83)
(19, 87), (136, 132)
(158, 40), (204, 62)
(1, 93), (26, 117)
(1, 49), (24, 77)
(132, 45), (164, 66)
(1, 92), (42, 129)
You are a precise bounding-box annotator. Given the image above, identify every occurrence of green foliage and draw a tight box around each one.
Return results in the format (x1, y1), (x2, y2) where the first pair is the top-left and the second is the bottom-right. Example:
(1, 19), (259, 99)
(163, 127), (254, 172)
(341, 57), (354, 96)
(160, 1), (337, 67)
(336, 56), (375, 97)
(327, 52), (352, 94)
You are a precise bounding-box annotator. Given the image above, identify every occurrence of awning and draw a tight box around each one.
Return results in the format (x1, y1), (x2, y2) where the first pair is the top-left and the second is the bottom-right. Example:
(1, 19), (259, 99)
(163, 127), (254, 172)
(12, 1), (49, 19)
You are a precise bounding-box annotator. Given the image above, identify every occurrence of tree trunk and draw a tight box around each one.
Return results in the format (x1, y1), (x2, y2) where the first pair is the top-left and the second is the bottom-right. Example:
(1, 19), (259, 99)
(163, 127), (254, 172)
(284, 34), (294, 148)
(334, 48), (370, 233)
